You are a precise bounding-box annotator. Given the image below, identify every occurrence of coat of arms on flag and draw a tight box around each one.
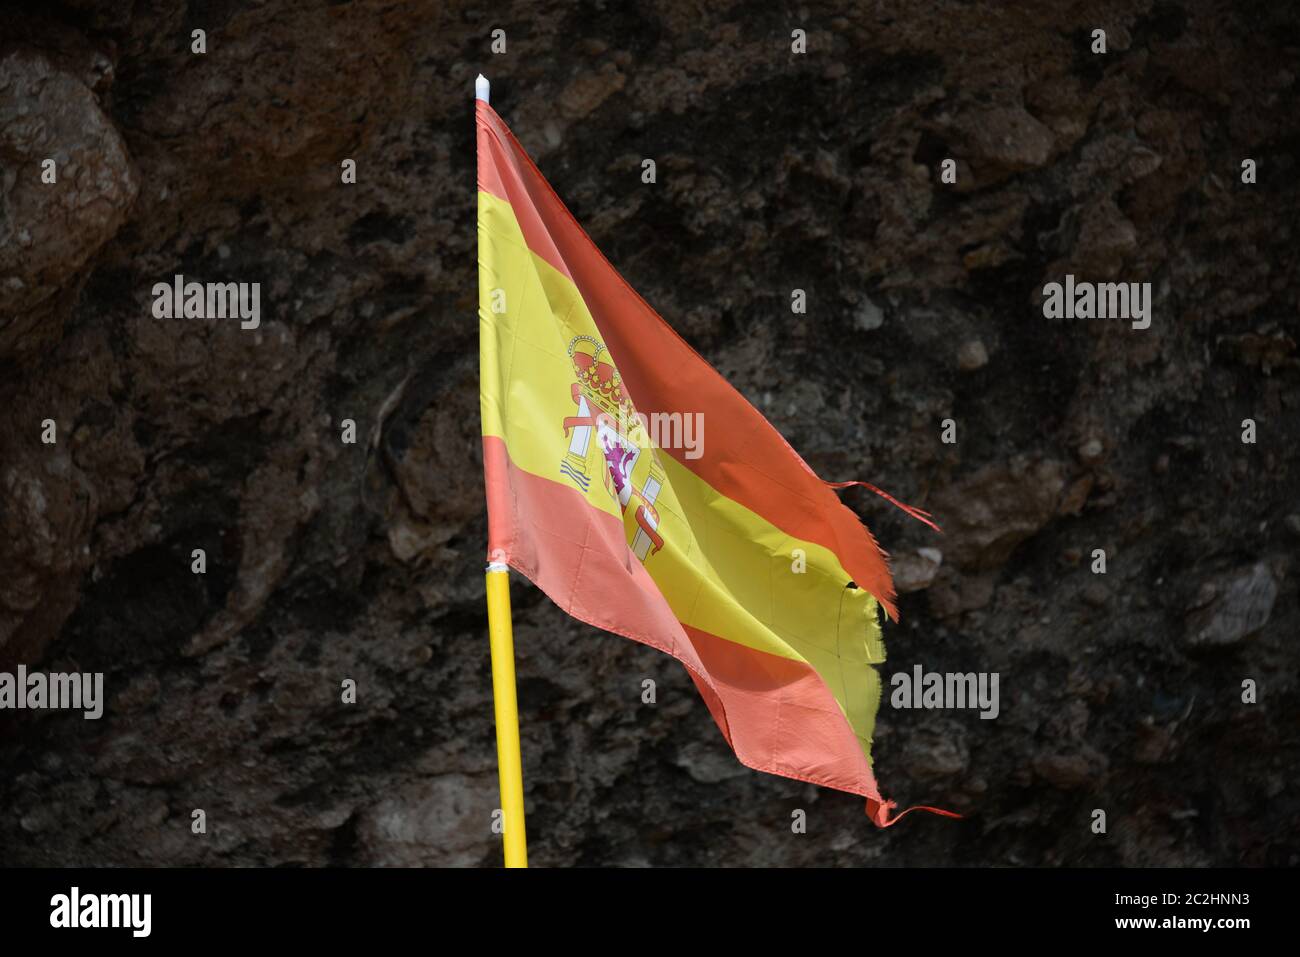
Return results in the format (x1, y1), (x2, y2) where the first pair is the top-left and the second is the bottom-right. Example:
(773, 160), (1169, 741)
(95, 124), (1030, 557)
(560, 335), (666, 562)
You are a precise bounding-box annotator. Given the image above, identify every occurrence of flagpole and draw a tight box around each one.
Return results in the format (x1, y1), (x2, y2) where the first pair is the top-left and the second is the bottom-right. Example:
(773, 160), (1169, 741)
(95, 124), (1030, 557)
(485, 561), (528, 867)
(478, 72), (528, 869)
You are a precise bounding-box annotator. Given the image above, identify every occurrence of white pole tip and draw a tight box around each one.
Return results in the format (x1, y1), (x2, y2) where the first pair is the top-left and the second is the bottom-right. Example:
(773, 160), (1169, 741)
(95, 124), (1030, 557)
(475, 74), (490, 103)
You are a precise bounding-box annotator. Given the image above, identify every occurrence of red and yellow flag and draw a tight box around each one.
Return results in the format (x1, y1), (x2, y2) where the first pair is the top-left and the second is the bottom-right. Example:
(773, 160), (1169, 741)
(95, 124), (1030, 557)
(477, 97), (954, 826)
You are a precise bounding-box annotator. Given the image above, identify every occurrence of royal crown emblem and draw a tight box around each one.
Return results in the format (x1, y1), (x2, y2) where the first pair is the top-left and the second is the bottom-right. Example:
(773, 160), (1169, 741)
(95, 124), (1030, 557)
(560, 335), (665, 561)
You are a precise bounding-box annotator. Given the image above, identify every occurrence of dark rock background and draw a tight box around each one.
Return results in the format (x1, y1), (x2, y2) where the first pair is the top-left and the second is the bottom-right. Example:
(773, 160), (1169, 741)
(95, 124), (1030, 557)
(1, 0), (1297, 866)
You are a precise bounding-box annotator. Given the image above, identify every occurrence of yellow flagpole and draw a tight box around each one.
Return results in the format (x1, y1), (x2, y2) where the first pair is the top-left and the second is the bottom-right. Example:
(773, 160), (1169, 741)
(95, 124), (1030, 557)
(485, 562), (528, 867)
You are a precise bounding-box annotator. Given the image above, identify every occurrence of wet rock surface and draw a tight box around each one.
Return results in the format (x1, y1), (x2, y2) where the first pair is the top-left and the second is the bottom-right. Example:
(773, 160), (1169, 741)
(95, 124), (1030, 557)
(1, 1), (1298, 866)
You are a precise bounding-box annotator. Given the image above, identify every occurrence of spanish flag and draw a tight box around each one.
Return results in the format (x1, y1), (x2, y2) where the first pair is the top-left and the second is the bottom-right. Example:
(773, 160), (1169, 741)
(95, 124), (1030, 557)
(477, 86), (955, 828)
